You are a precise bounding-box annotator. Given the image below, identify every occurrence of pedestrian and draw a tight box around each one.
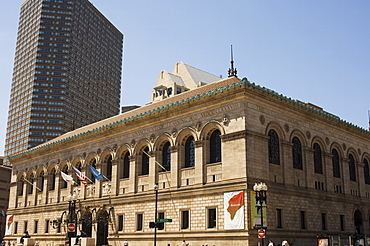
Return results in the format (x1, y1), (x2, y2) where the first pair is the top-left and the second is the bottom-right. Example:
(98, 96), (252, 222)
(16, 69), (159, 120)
(181, 240), (186, 246)
(268, 240), (274, 246)
(282, 239), (289, 246)
(123, 240), (128, 246)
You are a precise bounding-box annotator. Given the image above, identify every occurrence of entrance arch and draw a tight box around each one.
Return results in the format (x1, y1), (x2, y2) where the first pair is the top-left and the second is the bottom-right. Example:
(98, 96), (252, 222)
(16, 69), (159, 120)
(80, 207), (92, 237)
(96, 207), (109, 246)
(354, 209), (363, 235)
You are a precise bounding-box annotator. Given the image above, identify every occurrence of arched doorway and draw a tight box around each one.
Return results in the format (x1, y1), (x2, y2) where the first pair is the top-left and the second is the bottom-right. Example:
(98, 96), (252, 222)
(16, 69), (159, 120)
(80, 207), (92, 237)
(354, 209), (363, 235)
(96, 207), (109, 246)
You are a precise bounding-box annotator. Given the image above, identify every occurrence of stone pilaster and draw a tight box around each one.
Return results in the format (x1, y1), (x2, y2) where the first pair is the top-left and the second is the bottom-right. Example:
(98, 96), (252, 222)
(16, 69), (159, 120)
(281, 140), (293, 185)
(194, 140), (204, 185)
(170, 146), (179, 188)
(111, 159), (119, 196)
(128, 155), (137, 193)
(148, 151), (157, 190)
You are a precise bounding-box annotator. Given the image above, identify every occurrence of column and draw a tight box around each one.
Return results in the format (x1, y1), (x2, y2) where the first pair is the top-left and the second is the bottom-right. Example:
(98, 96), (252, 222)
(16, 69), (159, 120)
(194, 140), (204, 185)
(302, 147), (313, 188)
(111, 159), (119, 196)
(281, 140), (293, 185)
(342, 157), (349, 195)
(170, 146), (179, 188)
(22, 182), (27, 207)
(357, 161), (365, 197)
(148, 151), (157, 191)
(42, 174), (49, 205)
(95, 162), (103, 198)
(128, 155), (137, 193)
(32, 178), (37, 206)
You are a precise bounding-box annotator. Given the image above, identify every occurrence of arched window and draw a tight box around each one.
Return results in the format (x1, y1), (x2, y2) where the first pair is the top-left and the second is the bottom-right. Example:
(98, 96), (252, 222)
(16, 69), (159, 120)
(210, 130), (222, 163)
(49, 169), (56, 191)
(122, 152), (130, 179)
(313, 143), (323, 174)
(268, 130), (280, 165)
(349, 154), (357, 182)
(27, 177), (34, 194)
(88, 159), (97, 183)
(106, 156), (113, 181)
(141, 147), (150, 175)
(74, 162), (82, 186)
(364, 159), (370, 185)
(184, 136), (195, 168)
(60, 166), (68, 189)
(332, 149), (341, 178)
(292, 137), (303, 170)
(17, 179), (23, 197)
(161, 142), (171, 172)
(38, 171), (45, 192)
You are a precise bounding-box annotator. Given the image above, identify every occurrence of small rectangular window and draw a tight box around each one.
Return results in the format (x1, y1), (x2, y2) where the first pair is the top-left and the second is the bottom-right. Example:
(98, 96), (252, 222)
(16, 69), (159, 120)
(57, 220), (61, 233)
(300, 211), (306, 229)
(340, 215), (345, 231)
(158, 212), (165, 231)
(181, 210), (189, 229)
(118, 215), (123, 231)
(136, 214), (143, 231)
(34, 220), (38, 234)
(207, 208), (217, 229)
(14, 222), (18, 235)
(322, 213), (327, 230)
(24, 221), (28, 233)
(276, 209), (282, 228)
(45, 220), (49, 233)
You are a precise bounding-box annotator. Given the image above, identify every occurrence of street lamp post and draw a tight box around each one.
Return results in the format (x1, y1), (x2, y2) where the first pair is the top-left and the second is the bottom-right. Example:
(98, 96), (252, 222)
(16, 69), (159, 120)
(253, 182), (268, 246)
(154, 184), (159, 246)
(66, 194), (77, 246)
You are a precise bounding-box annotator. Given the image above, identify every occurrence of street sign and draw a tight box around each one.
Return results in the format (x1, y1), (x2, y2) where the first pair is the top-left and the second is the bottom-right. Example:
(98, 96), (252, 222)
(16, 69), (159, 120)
(67, 223), (75, 232)
(258, 229), (265, 238)
(156, 218), (172, 223)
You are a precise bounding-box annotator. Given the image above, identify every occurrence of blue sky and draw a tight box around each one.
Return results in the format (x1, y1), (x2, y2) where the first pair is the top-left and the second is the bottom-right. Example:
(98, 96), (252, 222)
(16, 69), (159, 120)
(0, 0), (369, 155)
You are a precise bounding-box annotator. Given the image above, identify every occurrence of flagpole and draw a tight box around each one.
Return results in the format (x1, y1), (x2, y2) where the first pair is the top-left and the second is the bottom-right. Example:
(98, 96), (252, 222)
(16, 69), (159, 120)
(142, 150), (167, 171)
(23, 178), (42, 192)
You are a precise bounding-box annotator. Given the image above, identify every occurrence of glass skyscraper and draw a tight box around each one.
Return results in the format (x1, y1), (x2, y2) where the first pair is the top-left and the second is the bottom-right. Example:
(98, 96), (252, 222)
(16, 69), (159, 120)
(5, 0), (123, 158)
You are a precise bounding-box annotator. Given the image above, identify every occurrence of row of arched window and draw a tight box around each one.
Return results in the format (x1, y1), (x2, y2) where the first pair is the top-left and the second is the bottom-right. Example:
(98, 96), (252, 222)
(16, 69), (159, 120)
(16, 126), (369, 199)
(268, 129), (370, 184)
(16, 128), (223, 197)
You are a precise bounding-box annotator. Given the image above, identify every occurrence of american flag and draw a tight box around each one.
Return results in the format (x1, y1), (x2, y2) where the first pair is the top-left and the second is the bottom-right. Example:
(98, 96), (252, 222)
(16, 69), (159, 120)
(72, 166), (88, 186)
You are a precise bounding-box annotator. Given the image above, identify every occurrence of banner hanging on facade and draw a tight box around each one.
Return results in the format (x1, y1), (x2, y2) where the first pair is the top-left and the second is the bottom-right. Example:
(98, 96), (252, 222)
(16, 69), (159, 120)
(250, 191), (267, 228)
(5, 214), (14, 235)
(224, 191), (244, 229)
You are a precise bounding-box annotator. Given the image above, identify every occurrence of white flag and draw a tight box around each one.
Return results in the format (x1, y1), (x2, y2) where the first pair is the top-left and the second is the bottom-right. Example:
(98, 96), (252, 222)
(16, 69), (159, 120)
(61, 171), (75, 185)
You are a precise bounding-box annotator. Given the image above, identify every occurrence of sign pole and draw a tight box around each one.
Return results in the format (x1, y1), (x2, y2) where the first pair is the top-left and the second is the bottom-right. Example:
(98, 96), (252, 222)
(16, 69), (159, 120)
(154, 184), (158, 246)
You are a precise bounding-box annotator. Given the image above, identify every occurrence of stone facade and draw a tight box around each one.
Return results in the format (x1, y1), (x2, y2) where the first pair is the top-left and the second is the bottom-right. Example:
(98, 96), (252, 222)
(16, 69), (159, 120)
(0, 162), (11, 241)
(5, 75), (370, 246)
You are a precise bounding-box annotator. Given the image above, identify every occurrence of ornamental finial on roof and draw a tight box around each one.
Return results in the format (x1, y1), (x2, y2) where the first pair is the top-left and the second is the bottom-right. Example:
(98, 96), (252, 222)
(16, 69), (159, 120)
(228, 45), (237, 77)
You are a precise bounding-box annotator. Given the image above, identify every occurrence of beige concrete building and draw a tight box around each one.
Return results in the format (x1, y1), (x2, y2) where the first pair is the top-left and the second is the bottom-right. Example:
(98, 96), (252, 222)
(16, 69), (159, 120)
(5, 63), (370, 246)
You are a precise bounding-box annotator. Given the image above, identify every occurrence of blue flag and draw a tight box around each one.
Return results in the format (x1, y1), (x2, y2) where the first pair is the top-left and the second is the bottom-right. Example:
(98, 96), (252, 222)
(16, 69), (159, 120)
(89, 165), (103, 181)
